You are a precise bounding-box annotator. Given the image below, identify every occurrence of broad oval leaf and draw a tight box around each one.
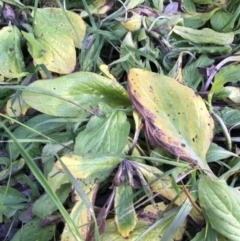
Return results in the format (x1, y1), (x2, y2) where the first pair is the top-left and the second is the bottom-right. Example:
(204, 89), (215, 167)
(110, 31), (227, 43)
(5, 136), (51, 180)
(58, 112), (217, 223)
(22, 72), (130, 117)
(127, 68), (214, 169)
(33, 184), (71, 219)
(11, 217), (55, 241)
(199, 176), (240, 241)
(74, 110), (130, 155)
(0, 26), (25, 78)
(27, 8), (86, 74)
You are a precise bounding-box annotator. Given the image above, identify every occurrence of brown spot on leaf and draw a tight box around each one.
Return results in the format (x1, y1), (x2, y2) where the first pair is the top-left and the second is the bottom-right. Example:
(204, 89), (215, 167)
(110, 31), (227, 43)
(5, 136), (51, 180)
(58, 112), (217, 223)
(149, 85), (154, 92)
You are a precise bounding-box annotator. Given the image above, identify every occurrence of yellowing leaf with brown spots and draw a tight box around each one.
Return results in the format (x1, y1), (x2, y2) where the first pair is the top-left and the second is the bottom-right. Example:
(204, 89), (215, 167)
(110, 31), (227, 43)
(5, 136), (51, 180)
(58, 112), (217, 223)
(127, 68), (214, 171)
(26, 8), (86, 74)
(61, 186), (97, 241)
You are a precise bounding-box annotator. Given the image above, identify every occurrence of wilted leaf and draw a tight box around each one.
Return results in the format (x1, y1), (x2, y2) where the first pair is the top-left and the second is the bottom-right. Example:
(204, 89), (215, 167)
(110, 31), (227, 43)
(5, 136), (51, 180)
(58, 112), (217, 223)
(0, 26), (25, 78)
(74, 111), (130, 155)
(199, 176), (240, 241)
(128, 68), (214, 170)
(22, 72), (130, 117)
(115, 183), (137, 238)
(172, 26), (234, 45)
(26, 8), (86, 74)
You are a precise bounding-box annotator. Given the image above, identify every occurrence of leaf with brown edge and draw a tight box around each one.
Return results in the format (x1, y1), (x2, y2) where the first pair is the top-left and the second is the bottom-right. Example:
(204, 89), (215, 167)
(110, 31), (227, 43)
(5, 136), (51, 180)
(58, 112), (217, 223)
(127, 68), (214, 172)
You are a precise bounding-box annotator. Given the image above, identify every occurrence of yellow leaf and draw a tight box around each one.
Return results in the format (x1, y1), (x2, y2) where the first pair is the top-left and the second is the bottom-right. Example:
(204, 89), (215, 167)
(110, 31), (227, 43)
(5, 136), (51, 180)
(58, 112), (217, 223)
(121, 13), (142, 32)
(99, 64), (117, 81)
(61, 186), (97, 241)
(128, 68), (214, 172)
(6, 95), (29, 118)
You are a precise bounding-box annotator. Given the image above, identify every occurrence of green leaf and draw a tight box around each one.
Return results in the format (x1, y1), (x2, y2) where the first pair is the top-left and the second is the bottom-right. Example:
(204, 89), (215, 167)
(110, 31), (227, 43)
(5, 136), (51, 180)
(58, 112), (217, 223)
(74, 111), (130, 155)
(161, 198), (192, 241)
(199, 176), (240, 241)
(0, 26), (25, 78)
(22, 72), (130, 117)
(0, 158), (25, 181)
(210, 10), (234, 32)
(206, 143), (238, 163)
(210, 64), (240, 95)
(7, 114), (66, 160)
(219, 107), (240, 128)
(26, 8), (86, 74)
(191, 227), (220, 241)
(1, 0), (24, 7)
(127, 68), (214, 171)
(11, 217), (55, 241)
(172, 26), (234, 45)
(21, 31), (46, 58)
(80, 0), (114, 17)
(191, 0), (225, 4)
(33, 183), (71, 219)
(182, 54), (214, 90)
(182, 0), (196, 14)
(115, 183), (137, 238)
(183, 8), (220, 28)
(221, 87), (240, 105)
(151, 0), (163, 11)
(0, 186), (28, 205)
